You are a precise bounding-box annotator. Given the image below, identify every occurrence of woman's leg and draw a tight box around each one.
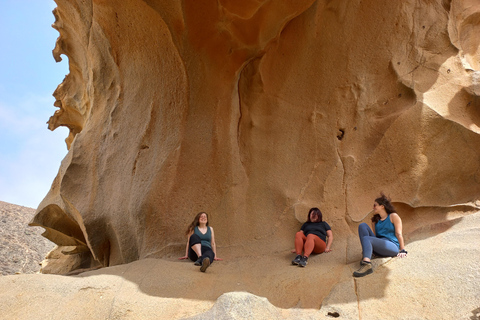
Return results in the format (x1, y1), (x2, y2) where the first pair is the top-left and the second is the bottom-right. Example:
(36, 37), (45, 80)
(188, 234), (202, 262)
(199, 246), (214, 272)
(304, 234), (326, 257)
(201, 246), (215, 263)
(369, 238), (399, 257)
(294, 231), (307, 255)
(358, 223), (376, 262)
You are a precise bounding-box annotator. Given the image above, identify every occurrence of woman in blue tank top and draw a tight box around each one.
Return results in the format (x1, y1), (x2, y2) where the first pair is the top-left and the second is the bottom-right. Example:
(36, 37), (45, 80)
(178, 212), (222, 272)
(353, 193), (408, 277)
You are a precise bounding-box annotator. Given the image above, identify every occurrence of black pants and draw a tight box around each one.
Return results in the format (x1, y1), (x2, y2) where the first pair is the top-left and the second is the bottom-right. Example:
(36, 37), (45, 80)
(188, 233), (215, 263)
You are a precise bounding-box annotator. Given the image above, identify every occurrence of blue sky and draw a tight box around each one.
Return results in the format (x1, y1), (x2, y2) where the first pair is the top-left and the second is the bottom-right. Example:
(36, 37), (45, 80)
(0, 0), (69, 208)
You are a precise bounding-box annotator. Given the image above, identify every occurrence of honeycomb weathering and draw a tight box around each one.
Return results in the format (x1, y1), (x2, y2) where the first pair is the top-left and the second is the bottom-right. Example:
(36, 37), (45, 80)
(31, 0), (480, 271)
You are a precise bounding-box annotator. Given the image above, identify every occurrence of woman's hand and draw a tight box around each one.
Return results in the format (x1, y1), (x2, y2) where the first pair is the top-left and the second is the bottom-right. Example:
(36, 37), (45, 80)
(325, 248), (332, 253)
(178, 256), (188, 260)
(214, 257), (223, 261)
(397, 249), (407, 258)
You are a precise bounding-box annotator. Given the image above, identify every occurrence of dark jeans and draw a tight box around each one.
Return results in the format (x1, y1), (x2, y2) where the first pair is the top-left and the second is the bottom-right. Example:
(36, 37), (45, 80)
(188, 233), (215, 263)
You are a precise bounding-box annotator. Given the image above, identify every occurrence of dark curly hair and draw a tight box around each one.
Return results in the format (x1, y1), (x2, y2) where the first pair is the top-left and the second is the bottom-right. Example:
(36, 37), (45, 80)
(307, 207), (323, 222)
(371, 193), (396, 224)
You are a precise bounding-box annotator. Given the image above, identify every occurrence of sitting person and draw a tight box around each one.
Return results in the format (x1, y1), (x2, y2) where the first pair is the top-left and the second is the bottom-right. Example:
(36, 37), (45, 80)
(179, 212), (221, 272)
(353, 193), (408, 277)
(292, 207), (333, 267)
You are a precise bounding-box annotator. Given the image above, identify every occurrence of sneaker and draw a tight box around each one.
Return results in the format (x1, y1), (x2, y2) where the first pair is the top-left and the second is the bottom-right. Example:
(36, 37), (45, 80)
(194, 258), (202, 266)
(200, 257), (210, 272)
(298, 256), (308, 267)
(292, 255), (302, 265)
(353, 262), (373, 277)
(360, 260), (369, 266)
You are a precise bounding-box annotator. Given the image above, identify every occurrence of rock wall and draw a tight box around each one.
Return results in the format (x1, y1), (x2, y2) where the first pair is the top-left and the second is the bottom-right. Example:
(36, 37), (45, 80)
(31, 0), (480, 270)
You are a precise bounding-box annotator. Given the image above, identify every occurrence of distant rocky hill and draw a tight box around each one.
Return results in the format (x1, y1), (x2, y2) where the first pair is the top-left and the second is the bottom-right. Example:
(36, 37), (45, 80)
(0, 201), (55, 275)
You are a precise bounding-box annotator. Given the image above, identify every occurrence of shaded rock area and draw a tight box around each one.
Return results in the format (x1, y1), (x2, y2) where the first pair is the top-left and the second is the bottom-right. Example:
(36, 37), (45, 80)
(11, 0), (480, 317)
(33, 0), (480, 276)
(1, 210), (479, 319)
(0, 201), (55, 275)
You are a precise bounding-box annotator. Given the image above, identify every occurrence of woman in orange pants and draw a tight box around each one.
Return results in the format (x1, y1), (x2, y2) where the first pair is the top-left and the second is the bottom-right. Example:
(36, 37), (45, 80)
(292, 207), (333, 267)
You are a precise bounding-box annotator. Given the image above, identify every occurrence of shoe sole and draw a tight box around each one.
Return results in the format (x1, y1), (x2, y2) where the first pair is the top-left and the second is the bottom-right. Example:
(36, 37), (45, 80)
(353, 268), (373, 277)
(200, 258), (210, 272)
(292, 261), (300, 265)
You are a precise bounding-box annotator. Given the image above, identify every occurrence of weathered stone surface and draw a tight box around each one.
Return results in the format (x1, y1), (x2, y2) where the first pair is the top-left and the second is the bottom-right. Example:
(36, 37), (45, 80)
(22, 1), (480, 316)
(2, 210), (479, 319)
(0, 201), (55, 275)
(32, 0), (480, 274)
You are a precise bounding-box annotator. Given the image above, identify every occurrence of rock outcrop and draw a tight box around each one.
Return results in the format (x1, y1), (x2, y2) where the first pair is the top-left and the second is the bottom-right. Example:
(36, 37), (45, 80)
(0, 201), (54, 275)
(31, 0), (480, 293)
(3, 210), (479, 319)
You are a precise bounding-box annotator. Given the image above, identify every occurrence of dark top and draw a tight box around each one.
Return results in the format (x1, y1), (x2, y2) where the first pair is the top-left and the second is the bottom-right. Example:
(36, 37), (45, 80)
(194, 226), (212, 248)
(300, 221), (331, 242)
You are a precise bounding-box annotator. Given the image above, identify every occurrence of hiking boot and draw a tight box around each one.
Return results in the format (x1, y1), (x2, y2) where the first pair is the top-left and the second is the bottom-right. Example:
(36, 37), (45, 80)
(200, 257), (211, 272)
(353, 262), (373, 277)
(360, 260), (369, 266)
(292, 255), (302, 265)
(298, 256), (308, 267)
(194, 258), (202, 266)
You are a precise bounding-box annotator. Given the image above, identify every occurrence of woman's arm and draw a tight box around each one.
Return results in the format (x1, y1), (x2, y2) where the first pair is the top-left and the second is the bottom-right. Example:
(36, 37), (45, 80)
(210, 227), (222, 261)
(391, 213), (407, 257)
(178, 231), (193, 260)
(325, 230), (333, 252)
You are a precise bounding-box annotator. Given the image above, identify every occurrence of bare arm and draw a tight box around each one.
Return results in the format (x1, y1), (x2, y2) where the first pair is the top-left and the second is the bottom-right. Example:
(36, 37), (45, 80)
(391, 213), (407, 257)
(325, 230), (333, 252)
(210, 227), (222, 261)
(179, 231), (193, 260)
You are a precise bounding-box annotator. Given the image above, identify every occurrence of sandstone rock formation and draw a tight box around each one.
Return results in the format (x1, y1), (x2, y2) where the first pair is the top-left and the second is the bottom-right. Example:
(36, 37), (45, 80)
(31, 0), (480, 289)
(4, 210), (480, 319)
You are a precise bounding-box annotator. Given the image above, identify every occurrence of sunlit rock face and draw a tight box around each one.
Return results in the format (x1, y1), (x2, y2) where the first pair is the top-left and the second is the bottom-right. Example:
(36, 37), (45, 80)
(31, 0), (480, 271)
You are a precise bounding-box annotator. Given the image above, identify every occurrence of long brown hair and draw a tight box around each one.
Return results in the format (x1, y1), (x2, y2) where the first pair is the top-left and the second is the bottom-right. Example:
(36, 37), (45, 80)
(371, 193), (396, 224)
(185, 212), (209, 235)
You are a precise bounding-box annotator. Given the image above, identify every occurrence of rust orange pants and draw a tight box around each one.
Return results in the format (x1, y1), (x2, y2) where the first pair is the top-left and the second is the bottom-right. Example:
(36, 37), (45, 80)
(295, 231), (326, 257)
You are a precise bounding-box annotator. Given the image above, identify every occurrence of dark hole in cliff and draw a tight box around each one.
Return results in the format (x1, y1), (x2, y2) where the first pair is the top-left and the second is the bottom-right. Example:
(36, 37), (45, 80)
(337, 129), (345, 140)
(327, 311), (340, 318)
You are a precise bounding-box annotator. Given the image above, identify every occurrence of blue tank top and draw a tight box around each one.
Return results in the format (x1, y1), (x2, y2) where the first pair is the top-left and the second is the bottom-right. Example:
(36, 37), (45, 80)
(375, 214), (399, 248)
(194, 226), (212, 248)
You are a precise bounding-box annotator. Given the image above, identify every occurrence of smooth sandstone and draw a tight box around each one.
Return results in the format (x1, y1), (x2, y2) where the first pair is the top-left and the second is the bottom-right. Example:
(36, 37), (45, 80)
(20, 0), (480, 316)
(3, 210), (478, 319)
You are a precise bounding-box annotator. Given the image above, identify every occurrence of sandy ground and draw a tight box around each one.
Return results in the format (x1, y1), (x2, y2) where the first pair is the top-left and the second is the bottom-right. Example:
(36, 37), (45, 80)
(1, 209), (479, 319)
